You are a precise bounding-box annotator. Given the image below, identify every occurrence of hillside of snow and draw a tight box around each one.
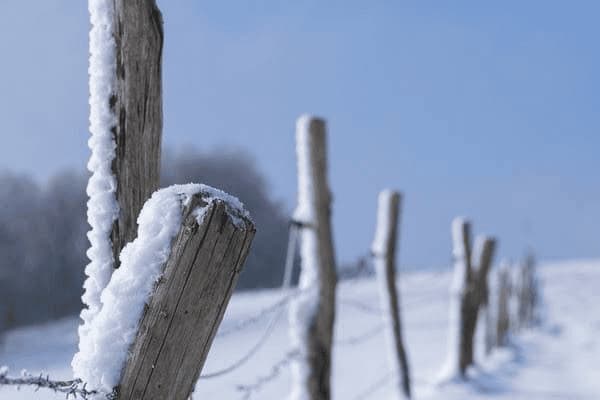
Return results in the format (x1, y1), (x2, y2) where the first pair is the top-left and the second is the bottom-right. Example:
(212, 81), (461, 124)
(1, 259), (599, 399)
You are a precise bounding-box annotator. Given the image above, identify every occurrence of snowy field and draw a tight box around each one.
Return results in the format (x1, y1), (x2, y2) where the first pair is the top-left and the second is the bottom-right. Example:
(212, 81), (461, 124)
(1, 259), (599, 399)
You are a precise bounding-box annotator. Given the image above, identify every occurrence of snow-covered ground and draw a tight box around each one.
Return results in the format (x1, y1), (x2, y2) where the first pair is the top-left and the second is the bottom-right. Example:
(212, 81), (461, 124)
(1, 259), (598, 399)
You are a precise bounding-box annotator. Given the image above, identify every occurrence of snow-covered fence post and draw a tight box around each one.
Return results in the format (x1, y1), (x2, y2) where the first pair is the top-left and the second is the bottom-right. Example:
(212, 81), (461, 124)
(465, 235), (496, 365)
(372, 190), (411, 399)
(439, 218), (473, 379)
(111, 0), (164, 265)
(290, 115), (338, 400)
(73, 186), (255, 400)
(117, 191), (254, 400)
(496, 262), (511, 347)
(76, 2), (256, 399)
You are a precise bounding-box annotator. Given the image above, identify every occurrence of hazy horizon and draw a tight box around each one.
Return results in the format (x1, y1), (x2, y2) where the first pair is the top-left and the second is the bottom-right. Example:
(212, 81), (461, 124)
(1, 1), (598, 267)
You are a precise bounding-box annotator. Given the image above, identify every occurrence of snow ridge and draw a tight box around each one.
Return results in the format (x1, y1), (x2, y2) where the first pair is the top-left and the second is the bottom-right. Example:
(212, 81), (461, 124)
(78, 0), (118, 350)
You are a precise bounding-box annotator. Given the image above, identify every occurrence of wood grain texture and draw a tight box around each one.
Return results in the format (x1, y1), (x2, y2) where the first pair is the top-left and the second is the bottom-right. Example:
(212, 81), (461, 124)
(373, 191), (411, 399)
(116, 194), (255, 400)
(111, 0), (164, 266)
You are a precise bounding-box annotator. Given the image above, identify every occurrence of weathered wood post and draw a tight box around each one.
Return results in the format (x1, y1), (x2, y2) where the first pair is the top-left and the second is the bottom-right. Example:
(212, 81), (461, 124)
(439, 218), (472, 380)
(440, 219), (497, 379)
(372, 190), (411, 399)
(289, 115), (338, 400)
(111, 0), (164, 266)
(117, 191), (255, 399)
(439, 218), (470, 380)
(465, 235), (496, 365)
(496, 262), (511, 347)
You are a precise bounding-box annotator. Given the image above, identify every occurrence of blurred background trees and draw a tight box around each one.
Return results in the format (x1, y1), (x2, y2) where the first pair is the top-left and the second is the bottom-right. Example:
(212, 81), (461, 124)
(0, 148), (289, 331)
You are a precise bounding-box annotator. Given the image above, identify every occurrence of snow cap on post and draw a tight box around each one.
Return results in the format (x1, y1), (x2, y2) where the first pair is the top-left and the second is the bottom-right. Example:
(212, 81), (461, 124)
(293, 114), (328, 226)
(450, 216), (472, 292)
(371, 189), (400, 258)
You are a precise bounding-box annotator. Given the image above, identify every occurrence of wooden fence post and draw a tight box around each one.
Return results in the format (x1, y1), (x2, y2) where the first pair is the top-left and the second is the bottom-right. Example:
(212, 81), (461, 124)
(439, 218), (472, 380)
(117, 193), (255, 400)
(372, 190), (411, 399)
(496, 262), (511, 347)
(290, 115), (337, 400)
(464, 235), (496, 366)
(111, 0), (164, 266)
(441, 219), (497, 378)
(517, 252), (537, 328)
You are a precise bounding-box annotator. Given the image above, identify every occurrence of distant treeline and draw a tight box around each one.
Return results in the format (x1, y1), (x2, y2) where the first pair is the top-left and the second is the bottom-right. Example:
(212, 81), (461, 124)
(0, 148), (289, 330)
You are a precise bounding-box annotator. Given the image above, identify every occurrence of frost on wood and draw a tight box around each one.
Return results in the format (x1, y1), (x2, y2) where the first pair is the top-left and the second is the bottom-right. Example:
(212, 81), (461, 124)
(79, 0), (118, 345)
(438, 217), (471, 382)
(372, 190), (411, 399)
(289, 115), (337, 400)
(72, 184), (250, 394)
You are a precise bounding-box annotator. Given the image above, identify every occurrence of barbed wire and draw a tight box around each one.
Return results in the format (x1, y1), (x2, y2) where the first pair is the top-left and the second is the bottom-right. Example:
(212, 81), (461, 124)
(0, 368), (113, 400)
(352, 370), (395, 400)
(200, 306), (284, 379)
(235, 349), (299, 400)
(338, 298), (383, 315)
(199, 222), (301, 378)
(335, 323), (385, 346)
(216, 290), (298, 338)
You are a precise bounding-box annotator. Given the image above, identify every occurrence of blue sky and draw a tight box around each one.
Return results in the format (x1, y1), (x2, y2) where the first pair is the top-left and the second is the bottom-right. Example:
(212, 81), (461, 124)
(1, 1), (598, 267)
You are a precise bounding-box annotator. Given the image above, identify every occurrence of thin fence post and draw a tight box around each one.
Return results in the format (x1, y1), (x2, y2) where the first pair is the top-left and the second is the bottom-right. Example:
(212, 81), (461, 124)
(466, 235), (496, 365)
(496, 262), (511, 347)
(517, 252), (537, 328)
(372, 190), (411, 399)
(290, 115), (338, 400)
(439, 217), (472, 380)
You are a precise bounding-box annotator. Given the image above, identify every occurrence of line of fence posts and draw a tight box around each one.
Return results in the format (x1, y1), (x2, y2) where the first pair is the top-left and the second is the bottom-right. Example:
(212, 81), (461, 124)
(494, 252), (540, 350)
(441, 218), (497, 378)
(439, 216), (541, 382)
(0, 0), (545, 396)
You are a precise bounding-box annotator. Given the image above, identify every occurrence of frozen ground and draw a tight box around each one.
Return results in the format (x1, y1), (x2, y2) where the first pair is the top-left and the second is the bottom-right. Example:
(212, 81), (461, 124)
(1, 259), (598, 399)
